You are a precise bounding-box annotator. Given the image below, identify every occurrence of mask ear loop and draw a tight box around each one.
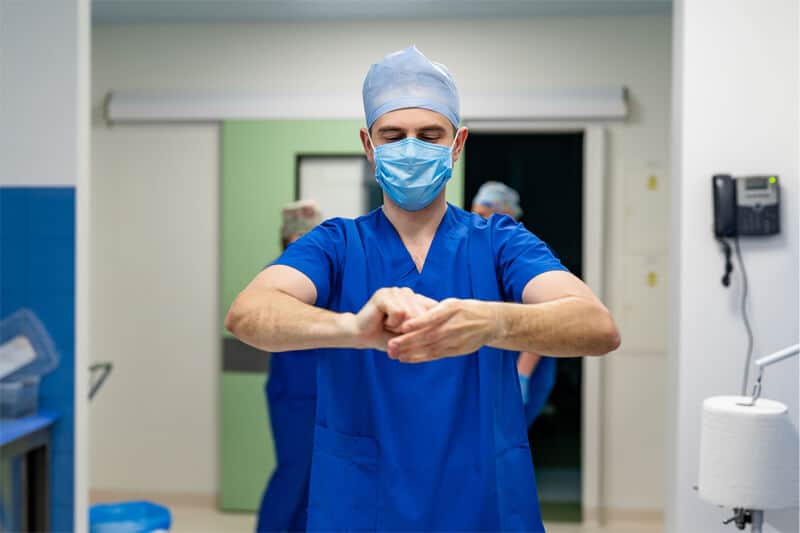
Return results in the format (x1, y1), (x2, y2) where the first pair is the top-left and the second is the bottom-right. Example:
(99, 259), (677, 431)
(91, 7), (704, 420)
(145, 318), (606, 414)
(450, 127), (462, 151)
(366, 134), (380, 164)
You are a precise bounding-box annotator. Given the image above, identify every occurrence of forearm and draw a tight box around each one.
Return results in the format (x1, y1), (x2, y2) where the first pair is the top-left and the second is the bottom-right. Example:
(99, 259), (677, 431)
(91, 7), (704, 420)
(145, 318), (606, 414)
(487, 297), (620, 356)
(225, 286), (356, 352)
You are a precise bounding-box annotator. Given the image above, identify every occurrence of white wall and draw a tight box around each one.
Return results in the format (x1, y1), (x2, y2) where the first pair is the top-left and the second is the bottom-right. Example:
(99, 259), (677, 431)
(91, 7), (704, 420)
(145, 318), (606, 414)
(0, 0), (84, 186)
(1, 0), (90, 530)
(91, 16), (672, 510)
(90, 126), (219, 494)
(667, 1), (799, 532)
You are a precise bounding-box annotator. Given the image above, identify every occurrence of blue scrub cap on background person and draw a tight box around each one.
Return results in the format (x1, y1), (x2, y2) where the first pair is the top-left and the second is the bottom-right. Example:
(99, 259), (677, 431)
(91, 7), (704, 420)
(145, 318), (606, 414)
(473, 181), (523, 220)
(362, 45), (460, 129)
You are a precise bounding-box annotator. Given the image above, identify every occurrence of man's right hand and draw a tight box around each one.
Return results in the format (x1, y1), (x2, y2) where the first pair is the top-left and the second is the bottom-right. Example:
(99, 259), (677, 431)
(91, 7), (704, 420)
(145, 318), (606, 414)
(347, 287), (437, 351)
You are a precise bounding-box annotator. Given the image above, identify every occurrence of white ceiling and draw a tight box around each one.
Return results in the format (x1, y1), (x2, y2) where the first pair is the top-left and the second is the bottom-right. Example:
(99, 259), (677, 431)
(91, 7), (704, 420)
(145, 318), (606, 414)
(92, 0), (672, 24)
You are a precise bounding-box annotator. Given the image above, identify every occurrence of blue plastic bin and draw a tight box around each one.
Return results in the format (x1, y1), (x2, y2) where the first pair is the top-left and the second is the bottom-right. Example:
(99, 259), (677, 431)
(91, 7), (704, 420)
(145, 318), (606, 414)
(89, 501), (171, 533)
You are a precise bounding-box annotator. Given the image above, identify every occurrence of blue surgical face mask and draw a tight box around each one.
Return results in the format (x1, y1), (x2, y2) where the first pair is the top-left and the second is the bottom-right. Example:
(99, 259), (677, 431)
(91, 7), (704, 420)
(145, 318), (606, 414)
(369, 132), (459, 211)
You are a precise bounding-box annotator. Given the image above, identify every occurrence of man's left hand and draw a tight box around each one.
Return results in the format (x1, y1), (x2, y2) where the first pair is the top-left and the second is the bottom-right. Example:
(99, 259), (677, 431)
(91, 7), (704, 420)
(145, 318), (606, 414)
(386, 298), (498, 363)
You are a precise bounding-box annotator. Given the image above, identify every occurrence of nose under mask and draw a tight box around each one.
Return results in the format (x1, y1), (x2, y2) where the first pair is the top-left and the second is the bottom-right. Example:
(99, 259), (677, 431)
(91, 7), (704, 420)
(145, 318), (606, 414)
(370, 134), (458, 211)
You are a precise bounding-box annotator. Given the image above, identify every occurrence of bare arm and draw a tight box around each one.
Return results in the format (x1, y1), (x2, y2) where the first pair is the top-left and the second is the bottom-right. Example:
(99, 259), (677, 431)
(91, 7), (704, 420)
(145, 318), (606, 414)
(517, 352), (541, 376)
(388, 271), (620, 362)
(224, 265), (353, 352)
(488, 270), (620, 356)
(225, 265), (435, 353)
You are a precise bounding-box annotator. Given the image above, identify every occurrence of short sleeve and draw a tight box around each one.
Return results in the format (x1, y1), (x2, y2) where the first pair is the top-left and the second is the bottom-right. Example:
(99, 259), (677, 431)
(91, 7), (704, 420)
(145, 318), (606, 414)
(491, 214), (568, 303)
(272, 219), (345, 308)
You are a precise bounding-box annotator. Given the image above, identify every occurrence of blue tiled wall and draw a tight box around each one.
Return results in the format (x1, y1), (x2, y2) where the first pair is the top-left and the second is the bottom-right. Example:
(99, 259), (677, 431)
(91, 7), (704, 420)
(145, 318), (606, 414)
(0, 187), (75, 532)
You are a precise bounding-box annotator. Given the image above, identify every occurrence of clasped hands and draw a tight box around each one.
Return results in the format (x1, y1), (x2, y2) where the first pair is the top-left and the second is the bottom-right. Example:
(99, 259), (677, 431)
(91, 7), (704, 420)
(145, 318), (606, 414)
(346, 287), (499, 363)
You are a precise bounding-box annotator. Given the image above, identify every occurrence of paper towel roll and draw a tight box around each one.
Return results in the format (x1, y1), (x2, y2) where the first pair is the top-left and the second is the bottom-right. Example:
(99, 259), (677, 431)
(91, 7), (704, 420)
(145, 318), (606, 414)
(698, 395), (799, 509)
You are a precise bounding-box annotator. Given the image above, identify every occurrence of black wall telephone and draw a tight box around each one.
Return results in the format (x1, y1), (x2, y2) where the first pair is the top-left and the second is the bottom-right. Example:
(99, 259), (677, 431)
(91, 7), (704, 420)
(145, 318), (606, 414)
(713, 174), (781, 237)
(712, 174), (780, 286)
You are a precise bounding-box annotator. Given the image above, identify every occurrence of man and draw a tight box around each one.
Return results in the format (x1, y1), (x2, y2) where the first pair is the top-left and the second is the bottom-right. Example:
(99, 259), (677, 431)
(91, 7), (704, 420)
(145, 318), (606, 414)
(472, 181), (556, 426)
(257, 200), (322, 533)
(226, 45), (619, 531)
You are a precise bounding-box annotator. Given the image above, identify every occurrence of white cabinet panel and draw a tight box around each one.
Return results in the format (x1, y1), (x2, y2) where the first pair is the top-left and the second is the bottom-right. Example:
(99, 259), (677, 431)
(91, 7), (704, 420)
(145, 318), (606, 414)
(616, 253), (669, 353)
(299, 156), (376, 219)
(622, 163), (670, 255)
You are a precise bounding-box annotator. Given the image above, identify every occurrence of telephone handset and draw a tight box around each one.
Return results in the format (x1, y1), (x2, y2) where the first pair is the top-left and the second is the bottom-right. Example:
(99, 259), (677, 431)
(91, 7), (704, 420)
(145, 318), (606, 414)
(713, 174), (737, 238)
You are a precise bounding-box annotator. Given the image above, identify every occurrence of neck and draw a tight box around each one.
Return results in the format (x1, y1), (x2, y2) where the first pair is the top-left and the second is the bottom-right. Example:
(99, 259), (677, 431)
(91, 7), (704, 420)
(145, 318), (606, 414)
(382, 192), (448, 239)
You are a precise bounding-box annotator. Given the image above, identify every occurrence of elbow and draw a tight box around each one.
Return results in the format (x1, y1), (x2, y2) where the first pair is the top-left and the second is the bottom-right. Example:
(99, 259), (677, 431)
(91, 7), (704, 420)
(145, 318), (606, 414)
(604, 324), (622, 354)
(224, 296), (245, 337)
(225, 288), (278, 352)
(590, 311), (621, 356)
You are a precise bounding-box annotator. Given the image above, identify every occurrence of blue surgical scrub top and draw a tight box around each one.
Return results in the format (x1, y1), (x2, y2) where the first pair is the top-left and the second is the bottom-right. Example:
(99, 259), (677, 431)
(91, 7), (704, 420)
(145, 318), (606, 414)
(273, 204), (566, 531)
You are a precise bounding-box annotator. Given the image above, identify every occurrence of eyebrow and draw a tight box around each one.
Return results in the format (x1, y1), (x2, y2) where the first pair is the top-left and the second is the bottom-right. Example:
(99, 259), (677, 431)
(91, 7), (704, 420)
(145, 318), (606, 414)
(417, 126), (447, 135)
(376, 127), (405, 136)
(376, 125), (448, 135)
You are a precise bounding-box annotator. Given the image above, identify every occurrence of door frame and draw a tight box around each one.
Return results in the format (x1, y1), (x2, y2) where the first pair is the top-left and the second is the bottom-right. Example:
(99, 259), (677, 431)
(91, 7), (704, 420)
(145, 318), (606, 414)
(463, 121), (608, 524)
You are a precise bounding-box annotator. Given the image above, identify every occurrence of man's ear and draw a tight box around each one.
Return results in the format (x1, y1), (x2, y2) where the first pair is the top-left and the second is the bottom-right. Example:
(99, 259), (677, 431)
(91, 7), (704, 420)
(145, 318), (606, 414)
(360, 128), (374, 164)
(452, 127), (469, 163)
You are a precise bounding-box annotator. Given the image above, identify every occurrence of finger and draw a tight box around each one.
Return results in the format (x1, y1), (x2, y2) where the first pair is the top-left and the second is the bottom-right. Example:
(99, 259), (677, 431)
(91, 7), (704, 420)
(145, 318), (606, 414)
(376, 289), (438, 333)
(424, 294), (439, 306)
(397, 289), (425, 320)
(385, 302), (416, 331)
(407, 294), (433, 318)
(416, 294), (438, 308)
(399, 301), (457, 333)
(374, 328), (399, 353)
(389, 290), (431, 327)
(399, 337), (472, 363)
(397, 288), (431, 310)
(388, 326), (442, 357)
(394, 329), (482, 363)
(381, 289), (412, 330)
(384, 308), (407, 330)
(396, 339), (443, 363)
(355, 301), (382, 330)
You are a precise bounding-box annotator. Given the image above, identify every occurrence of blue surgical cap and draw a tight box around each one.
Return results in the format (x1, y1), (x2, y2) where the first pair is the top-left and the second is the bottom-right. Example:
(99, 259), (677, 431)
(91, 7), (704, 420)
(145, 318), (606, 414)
(473, 181), (523, 220)
(362, 45), (460, 129)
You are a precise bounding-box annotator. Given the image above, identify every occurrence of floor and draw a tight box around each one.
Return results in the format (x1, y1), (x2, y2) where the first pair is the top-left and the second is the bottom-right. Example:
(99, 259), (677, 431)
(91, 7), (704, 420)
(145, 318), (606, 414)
(169, 505), (664, 533)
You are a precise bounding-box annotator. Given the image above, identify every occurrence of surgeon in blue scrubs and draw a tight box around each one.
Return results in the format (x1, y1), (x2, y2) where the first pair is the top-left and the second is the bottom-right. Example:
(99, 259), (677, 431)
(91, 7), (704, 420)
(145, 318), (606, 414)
(472, 181), (557, 426)
(227, 45), (620, 532)
(257, 200), (322, 533)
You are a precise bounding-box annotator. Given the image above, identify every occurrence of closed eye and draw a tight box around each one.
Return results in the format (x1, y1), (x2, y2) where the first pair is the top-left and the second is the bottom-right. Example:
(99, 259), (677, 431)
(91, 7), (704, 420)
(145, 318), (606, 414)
(417, 126), (447, 143)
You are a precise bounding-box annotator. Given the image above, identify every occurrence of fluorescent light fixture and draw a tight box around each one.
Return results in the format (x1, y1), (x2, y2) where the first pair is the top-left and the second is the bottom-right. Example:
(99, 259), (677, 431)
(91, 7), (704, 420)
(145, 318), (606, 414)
(106, 87), (628, 123)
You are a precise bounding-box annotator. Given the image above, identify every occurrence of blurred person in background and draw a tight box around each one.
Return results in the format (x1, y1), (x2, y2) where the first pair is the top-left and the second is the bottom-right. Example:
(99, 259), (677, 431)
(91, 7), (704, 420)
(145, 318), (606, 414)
(472, 181), (557, 427)
(257, 200), (322, 533)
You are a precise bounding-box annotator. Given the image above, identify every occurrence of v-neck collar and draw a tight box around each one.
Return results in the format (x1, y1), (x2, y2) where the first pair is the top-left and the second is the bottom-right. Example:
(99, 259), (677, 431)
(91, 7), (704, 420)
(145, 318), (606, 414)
(377, 204), (456, 280)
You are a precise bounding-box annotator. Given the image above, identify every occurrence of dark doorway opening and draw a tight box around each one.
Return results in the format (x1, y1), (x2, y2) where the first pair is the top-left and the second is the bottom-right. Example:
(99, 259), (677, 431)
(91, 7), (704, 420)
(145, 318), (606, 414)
(465, 132), (584, 522)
